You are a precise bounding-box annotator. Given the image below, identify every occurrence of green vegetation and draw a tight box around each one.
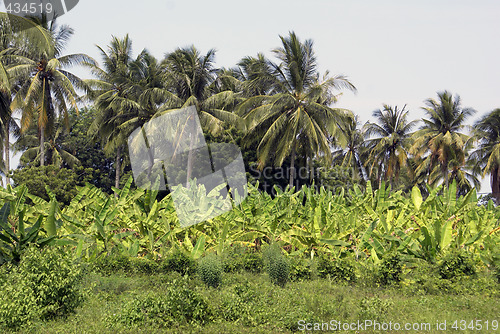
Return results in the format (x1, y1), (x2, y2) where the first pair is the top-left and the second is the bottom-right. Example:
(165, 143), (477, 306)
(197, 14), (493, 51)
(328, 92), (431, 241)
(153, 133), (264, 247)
(0, 11), (499, 334)
(0, 247), (84, 329)
(0, 179), (496, 331)
(0, 245), (497, 333)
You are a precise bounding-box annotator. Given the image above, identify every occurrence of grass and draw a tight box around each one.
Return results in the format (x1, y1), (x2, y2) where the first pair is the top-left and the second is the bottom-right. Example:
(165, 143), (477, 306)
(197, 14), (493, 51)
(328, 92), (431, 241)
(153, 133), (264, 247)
(9, 268), (499, 334)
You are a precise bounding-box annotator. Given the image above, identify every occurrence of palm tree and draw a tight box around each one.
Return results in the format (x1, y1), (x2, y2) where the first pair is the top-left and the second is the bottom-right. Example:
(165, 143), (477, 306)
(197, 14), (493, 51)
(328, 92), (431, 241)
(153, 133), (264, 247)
(0, 13), (53, 184)
(429, 144), (480, 196)
(411, 91), (475, 189)
(163, 46), (243, 183)
(14, 117), (80, 169)
(238, 32), (356, 188)
(331, 114), (367, 181)
(364, 105), (417, 189)
(10, 16), (95, 167)
(471, 108), (500, 202)
(86, 35), (138, 190)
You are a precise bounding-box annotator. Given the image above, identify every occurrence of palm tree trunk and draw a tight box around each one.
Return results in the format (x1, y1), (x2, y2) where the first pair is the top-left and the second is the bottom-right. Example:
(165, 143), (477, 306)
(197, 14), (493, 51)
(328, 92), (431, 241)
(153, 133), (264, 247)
(289, 143), (296, 189)
(115, 146), (121, 192)
(186, 132), (194, 186)
(186, 114), (196, 187)
(443, 163), (449, 189)
(40, 127), (45, 166)
(492, 166), (500, 204)
(4, 122), (9, 185)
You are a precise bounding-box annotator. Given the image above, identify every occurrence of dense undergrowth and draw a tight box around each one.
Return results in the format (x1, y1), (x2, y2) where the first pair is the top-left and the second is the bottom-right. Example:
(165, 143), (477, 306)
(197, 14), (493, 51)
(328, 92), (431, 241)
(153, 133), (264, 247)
(0, 180), (499, 332)
(0, 244), (498, 332)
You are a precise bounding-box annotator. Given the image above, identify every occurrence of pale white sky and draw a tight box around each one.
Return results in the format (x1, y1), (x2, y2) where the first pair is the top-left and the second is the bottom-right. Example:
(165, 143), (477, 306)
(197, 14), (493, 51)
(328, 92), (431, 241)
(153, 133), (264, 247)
(3, 0), (500, 192)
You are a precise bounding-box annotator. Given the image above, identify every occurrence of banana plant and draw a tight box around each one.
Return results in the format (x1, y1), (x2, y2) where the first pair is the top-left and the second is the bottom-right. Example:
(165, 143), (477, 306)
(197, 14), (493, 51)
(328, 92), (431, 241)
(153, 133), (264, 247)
(0, 186), (56, 264)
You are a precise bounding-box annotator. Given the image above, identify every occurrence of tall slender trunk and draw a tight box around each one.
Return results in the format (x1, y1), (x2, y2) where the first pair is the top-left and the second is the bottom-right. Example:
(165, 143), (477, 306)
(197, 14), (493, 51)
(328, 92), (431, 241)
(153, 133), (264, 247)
(443, 162), (449, 189)
(289, 143), (296, 189)
(186, 132), (194, 186)
(40, 127), (45, 166)
(4, 122), (9, 185)
(186, 114), (196, 187)
(492, 166), (500, 204)
(115, 146), (121, 193)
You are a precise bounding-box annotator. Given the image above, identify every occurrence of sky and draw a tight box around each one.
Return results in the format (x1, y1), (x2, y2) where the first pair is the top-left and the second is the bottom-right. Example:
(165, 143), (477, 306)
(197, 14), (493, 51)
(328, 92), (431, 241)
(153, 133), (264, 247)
(2, 0), (500, 192)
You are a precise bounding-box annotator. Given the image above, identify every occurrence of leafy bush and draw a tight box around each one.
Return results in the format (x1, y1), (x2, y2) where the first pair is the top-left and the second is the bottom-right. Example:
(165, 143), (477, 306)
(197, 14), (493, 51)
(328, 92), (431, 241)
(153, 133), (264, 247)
(129, 257), (159, 274)
(11, 165), (86, 205)
(197, 253), (223, 288)
(161, 250), (197, 276)
(289, 255), (315, 281)
(109, 282), (211, 327)
(377, 253), (403, 285)
(91, 254), (132, 275)
(242, 250), (264, 273)
(222, 245), (264, 274)
(0, 247), (85, 329)
(317, 254), (356, 281)
(263, 244), (290, 287)
(438, 251), (476, 279)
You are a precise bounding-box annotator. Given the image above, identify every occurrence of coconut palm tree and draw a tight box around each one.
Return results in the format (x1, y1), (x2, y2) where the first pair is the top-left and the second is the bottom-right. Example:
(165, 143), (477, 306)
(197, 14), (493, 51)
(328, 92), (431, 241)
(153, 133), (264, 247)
(364, 105), (417, 189)
(86, 35), (138, 190)
(0, 13), (53, 184)
(428, 143), (480, 196)
(238, 32), (356, 188)
(411, 91), (475, 189)
(163, 46), (243, 183)
(331, 114), (367, 181)
(471, 108), (500, 202)
(10, 16), (95, 167)
(14, 116), (80, 169)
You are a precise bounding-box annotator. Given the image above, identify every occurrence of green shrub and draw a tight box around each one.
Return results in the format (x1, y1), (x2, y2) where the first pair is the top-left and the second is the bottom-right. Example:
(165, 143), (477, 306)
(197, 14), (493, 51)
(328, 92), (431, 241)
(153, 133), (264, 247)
(242, 250), (264, 273)
(317, 255), (356, 282)
(222, 245), (246, 273)
(438, 251), (476, 279)
(221, 246), (264, 274)
(129, 257), (159, 274)
(289, 255), (314, 281)
(91, 254), (132, 275)
(161, 250), (197, 276)
(0, 247), (85, 329)
(377, 253), (403, 285)
(109, 281), (211, 327)
(263, 244), (289, 288)
(198, 253), (223, 288)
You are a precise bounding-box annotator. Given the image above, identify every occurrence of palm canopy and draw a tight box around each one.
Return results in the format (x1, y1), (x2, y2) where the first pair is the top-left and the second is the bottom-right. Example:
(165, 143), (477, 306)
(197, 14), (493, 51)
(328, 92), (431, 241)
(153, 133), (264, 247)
(364, 104), (417, 187)
(163, 46), (243, 135)
(331, 114), (367, 180)
(9, 16), (96, 166)
(0, 13), (55, 181)
(237, 31), (356, 187)
(85, 35), (145, 189)
(471, 108), (500, 201)
(411, 91), (475, 189)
